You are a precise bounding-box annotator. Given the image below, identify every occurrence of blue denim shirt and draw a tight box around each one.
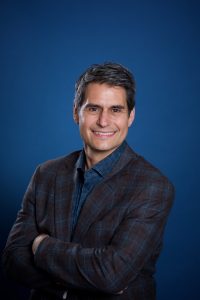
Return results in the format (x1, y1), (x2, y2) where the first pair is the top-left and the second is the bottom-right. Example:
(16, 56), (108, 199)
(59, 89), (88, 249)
(71, 141), (127, 234)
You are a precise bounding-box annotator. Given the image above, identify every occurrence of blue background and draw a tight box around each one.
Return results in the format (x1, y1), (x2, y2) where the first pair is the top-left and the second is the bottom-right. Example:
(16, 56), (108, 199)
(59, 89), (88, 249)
(1, 1), (200, 299)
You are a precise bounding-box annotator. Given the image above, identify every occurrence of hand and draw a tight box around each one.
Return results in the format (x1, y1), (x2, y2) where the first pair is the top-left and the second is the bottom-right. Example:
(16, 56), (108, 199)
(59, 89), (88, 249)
(32, 234), (49, 255)
(115, 287), (128, 295)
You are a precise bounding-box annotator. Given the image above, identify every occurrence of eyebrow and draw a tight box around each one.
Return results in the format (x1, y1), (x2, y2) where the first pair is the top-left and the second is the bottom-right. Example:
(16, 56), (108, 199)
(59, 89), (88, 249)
(84, 103), (101, 108)
(111, 105), (126, 109)
(84, 103), (126, 109)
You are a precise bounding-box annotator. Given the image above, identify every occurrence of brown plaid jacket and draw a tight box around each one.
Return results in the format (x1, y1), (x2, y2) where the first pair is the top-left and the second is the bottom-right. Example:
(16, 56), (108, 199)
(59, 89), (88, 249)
(2, 144), (174, 299)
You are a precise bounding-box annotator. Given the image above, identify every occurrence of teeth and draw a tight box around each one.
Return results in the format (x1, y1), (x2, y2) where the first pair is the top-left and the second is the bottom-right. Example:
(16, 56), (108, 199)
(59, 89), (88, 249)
(93, 131), (115, 136)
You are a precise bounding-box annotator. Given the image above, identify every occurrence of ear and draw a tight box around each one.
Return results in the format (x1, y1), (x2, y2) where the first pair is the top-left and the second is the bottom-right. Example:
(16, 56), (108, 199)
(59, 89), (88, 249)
(128, 108), (135, 127)
(73, 105), (79, 124)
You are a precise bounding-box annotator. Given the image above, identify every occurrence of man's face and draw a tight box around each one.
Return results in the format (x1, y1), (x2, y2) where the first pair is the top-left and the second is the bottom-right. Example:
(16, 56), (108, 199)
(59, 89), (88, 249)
(74, 83), (135, 162)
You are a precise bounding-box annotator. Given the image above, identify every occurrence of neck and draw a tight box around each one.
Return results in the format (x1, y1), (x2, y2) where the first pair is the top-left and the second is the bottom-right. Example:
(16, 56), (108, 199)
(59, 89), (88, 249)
(84, 147), (115, 169)
(84, 152), (104, 170)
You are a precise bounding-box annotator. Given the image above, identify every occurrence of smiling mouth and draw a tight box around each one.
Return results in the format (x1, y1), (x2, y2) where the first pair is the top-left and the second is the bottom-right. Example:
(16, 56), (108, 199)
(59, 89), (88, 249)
(92, 131), (116, 137)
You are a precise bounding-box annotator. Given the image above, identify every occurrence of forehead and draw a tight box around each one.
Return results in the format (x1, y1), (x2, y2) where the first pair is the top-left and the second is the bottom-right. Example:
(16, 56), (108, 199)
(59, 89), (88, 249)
(84, 83), (127, 106)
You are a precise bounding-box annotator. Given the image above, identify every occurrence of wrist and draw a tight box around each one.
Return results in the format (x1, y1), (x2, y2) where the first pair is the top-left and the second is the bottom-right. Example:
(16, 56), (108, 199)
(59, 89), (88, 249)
(32, 234), (49, 255)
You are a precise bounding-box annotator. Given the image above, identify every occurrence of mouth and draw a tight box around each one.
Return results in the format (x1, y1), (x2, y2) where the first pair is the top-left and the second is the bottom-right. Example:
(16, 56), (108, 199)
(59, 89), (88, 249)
(92, 130), (116, 138)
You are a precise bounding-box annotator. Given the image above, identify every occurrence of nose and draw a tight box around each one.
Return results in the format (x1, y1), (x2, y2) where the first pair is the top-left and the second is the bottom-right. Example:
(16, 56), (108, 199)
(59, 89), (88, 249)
(96, 110), (110, 127)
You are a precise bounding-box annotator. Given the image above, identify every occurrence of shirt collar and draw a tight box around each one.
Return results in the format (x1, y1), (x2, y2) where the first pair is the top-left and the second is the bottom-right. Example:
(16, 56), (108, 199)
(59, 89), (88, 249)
(76, 141), (127, 178)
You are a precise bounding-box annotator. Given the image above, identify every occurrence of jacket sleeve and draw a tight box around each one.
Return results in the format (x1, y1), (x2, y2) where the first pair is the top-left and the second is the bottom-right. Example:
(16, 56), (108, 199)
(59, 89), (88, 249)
(33, 179), (175, 294)
(2, 168), (67, 299)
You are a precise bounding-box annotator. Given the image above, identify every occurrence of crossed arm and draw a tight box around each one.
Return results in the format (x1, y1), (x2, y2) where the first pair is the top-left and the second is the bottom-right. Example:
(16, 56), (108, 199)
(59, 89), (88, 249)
(2, 170), (174, 297)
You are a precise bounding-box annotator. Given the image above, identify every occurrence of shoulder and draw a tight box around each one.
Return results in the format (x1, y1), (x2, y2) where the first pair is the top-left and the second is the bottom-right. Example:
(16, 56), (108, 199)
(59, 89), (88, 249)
(35, 150), (81, 177)
(121, 144), (175, 195)
(116, 145), (175, 211)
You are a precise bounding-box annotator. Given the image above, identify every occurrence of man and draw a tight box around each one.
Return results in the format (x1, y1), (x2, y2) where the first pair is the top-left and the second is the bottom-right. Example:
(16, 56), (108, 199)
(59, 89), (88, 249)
(2, 62), (174, 299)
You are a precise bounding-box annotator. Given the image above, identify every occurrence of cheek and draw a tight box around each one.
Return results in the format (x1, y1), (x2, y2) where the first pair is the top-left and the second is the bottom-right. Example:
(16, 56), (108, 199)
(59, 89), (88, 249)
(116, 119), (129, 131)
(80, 115), (97, 128)
(79, 117), (92, 133)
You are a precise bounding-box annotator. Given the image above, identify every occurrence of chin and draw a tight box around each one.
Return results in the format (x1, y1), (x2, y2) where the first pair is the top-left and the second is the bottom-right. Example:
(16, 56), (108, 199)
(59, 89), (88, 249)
(92, 143), (118, 152)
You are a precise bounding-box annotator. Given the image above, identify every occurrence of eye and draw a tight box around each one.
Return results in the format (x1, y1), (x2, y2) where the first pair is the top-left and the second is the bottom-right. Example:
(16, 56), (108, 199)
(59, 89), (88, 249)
(85, 105), (100, 113)
(89, 107), (98, 112)
(88, 106), (99, 112)
(112, 107), (122, 113)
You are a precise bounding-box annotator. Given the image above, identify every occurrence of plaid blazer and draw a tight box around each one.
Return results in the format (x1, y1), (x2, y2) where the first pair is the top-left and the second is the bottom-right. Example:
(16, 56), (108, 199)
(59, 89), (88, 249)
(2, 144), (174, 300)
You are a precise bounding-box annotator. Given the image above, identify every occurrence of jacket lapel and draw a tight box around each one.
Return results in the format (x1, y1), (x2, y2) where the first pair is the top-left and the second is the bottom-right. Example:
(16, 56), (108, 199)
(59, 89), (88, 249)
(72, 179), (115, 242)
(54, 153), (79, 242)
(72, 144), (138, 241)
